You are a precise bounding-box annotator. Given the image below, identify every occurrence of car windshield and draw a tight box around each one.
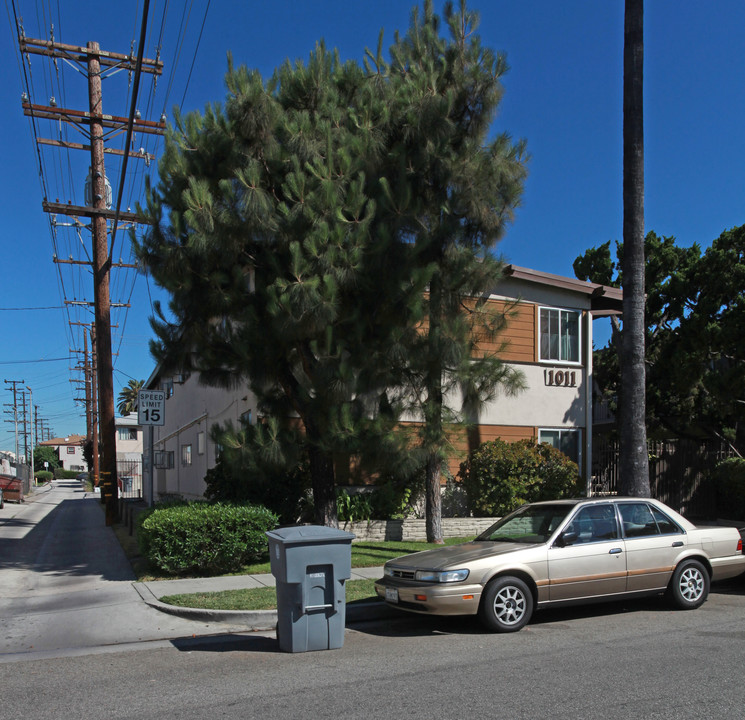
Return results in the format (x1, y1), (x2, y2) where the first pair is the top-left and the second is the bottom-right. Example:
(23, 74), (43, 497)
(476, 503), (574, 544)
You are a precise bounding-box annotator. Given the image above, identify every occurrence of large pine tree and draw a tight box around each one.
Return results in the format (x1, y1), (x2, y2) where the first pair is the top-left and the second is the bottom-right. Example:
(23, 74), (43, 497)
(137, 2), (527, 530)
(138, 47), (397, 526)
(379, 1), (527, 541)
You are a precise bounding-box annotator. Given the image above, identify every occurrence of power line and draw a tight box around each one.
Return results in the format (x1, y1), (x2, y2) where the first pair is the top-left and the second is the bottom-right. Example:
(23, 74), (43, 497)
(178, 0), (210, 111)
(0, 305), (66, 310)
(108, 0), (152, 263)
(0, 356), (71, 365)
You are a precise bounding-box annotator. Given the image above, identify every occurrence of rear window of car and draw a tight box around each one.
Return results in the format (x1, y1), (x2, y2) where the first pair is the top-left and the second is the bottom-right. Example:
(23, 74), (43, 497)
(619, 502), (682, 537)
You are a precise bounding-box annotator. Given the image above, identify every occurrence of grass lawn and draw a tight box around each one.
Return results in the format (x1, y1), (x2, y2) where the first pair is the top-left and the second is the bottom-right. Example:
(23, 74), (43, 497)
(160, 578), (380, 611)
(155, 539), (472, 611)
(112, 512), (475, 609)
(114, 517), (474, 582)
(240, 537), (472, 575)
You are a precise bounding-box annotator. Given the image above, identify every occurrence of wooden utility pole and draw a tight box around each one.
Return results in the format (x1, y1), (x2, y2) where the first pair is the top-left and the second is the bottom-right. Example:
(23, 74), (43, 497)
(3, 380), (24, 461)
(25, 386), (34, 483)
(91, 326), (100, 493)
(19, 35), (163, 524)
(84, 332), (92, 447)
(87, 41), (118, 523)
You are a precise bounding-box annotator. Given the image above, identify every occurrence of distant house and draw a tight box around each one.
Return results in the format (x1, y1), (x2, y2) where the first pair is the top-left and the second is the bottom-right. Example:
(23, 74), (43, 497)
(141, 264), (622, 504)
(116, 415), (143, 496)
(39, 435), (86, 472)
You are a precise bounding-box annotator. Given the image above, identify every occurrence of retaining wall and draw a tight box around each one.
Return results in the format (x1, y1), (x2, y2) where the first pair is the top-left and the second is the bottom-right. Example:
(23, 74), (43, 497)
(340, 517), (497, 542)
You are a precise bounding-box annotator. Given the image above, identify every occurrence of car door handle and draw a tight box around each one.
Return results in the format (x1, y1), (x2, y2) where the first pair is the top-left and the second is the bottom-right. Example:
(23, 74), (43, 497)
(672, 541), (684, 547)
(609, 548), (623, 555)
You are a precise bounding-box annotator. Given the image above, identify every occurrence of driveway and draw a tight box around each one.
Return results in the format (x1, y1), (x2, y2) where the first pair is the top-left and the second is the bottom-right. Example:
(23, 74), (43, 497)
(0, 482), (260, 662)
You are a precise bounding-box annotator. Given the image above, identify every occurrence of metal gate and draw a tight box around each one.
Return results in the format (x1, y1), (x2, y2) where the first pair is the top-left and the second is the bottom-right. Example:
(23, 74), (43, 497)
(117, 458), (143, 499)
(591, 437), (735, 518)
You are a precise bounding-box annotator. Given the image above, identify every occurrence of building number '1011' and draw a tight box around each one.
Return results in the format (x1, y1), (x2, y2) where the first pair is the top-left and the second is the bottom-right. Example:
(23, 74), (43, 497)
(544, 369), (577, 387)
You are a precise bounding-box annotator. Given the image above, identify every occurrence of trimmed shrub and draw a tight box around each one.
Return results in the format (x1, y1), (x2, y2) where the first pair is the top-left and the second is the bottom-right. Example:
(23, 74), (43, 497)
(459, 438), (582, 517)
(138, 501), (278, 575)
(35, 471), (54, 483)
(54, 469), (83, 479)
(713, 457), (745, 520)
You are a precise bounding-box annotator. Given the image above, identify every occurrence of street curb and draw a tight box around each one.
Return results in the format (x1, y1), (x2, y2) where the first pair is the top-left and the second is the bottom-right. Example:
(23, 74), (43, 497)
(133, 582), (398, 629)
(133, 582), (278, 629)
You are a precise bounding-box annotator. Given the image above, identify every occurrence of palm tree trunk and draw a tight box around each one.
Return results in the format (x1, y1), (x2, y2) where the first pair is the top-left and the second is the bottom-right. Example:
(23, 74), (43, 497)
(620, 0), (650, 496)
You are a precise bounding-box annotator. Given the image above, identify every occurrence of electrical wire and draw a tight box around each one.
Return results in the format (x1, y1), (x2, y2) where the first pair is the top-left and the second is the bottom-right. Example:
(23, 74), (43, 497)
(7, 0), (211, 430)
(178, 0), (210, 111)
(108, 0), (151, 264)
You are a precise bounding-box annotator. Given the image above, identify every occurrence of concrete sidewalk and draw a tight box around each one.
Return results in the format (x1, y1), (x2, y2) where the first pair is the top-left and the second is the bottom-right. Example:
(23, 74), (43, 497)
(134, 565), (390, 629)
(7, 484), (393, 630)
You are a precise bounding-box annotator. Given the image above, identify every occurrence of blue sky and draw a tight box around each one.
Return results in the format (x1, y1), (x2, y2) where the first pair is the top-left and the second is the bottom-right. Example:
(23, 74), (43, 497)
(2, 0), (744, 445)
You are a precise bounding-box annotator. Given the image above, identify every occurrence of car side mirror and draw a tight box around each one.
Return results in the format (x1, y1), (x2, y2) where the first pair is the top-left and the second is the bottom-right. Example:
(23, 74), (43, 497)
(555, 531), (578, 548)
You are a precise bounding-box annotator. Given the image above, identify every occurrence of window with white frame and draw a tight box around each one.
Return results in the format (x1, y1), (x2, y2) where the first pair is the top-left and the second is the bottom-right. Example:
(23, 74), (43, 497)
(539, 307), (580, 363)
(117, 428), (138, 441)
(539, 428), (580, 465)
(181, 444), (192, 466)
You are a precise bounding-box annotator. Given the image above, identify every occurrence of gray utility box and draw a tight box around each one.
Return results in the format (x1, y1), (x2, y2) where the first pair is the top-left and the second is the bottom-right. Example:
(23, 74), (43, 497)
(266, 525), (355, 653)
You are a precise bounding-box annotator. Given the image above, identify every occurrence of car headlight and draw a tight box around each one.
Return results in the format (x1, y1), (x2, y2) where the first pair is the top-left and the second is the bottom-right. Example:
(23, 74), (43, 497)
(383, 566), (395, 577)
(414, 569), (469, 583)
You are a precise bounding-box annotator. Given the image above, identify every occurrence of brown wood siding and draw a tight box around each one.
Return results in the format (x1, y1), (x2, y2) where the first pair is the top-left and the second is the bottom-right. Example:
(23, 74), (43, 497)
(392, 421), (537, 480)
(471, 299), (536, 363)
(415, 294), (537, 364)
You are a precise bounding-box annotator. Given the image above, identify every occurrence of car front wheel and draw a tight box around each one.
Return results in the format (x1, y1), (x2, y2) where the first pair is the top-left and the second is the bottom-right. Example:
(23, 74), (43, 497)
(669, 559), (709, 609)
(479, 576), (533, 632)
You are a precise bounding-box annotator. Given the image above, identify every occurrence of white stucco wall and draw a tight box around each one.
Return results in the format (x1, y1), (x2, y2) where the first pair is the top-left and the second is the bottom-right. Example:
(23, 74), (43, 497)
(477, 364), (587, 428)
(144, 373), (258, 501)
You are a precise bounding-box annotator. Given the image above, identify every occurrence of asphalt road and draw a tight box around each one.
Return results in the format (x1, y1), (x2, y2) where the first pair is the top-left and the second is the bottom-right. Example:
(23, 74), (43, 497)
(2, 484), (744, 719)
(2, 582), (744, 720)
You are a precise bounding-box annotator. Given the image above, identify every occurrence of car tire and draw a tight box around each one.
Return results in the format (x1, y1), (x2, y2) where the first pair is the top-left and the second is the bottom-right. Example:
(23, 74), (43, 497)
(668, 559), (709, 609)
(479, 576), (533, 632)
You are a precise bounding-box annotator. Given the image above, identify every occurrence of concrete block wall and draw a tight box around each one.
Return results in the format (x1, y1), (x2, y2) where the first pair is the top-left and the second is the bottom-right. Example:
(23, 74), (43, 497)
(340, 517), (497, 542)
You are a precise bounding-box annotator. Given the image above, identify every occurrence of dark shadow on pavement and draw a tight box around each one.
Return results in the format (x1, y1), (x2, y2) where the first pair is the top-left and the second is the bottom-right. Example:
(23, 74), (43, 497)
(171, 633), (279, 654)
(355, 594), (692, 639)
(711, 573), (745, 596)
(0, 495), (135, 581)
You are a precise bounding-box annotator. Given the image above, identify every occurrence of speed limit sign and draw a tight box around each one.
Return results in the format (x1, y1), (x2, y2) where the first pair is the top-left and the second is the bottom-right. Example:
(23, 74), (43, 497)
(137, 390), (166, 426)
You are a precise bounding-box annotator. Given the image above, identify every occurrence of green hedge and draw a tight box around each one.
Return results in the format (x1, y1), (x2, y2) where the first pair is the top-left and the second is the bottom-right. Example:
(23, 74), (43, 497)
(138, 501), (279, 575)
(54, 469), (84, 479)
(459, 438), (582, 517)
(713, 457), (745, 521)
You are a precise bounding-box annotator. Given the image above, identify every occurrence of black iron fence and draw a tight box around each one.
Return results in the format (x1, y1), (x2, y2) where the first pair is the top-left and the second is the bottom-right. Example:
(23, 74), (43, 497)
(592, 437), (736, 518)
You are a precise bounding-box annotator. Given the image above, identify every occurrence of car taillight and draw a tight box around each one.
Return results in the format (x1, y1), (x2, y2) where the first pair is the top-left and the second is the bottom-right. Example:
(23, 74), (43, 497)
(738, 538), (743, 554)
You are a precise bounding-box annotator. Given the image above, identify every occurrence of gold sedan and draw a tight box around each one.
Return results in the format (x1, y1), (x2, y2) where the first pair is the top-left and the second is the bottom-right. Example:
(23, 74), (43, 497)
(374, 498), (745, 632)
